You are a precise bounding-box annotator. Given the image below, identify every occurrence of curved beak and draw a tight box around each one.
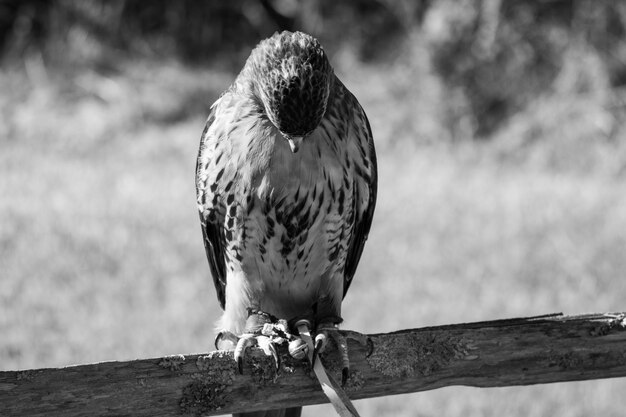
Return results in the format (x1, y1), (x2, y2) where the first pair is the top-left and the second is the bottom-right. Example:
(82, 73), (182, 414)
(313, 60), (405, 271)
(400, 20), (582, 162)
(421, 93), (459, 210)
(287, 136), (304, 154)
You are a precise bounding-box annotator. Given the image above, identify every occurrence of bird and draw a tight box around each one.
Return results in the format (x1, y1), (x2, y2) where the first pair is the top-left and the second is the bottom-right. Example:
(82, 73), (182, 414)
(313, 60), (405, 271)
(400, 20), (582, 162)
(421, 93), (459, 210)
(196, 31), (377, 417)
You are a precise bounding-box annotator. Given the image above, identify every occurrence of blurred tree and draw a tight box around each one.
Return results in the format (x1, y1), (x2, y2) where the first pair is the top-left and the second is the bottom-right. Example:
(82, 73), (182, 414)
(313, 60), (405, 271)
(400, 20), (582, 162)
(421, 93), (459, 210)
(576, 1), (626, 87)
(424, 0), (626, 139)
(0, 0), (418, 65)
(0, 0), (624, 143)
(426, 0), (573, 138)
(0, 0), (51, 57)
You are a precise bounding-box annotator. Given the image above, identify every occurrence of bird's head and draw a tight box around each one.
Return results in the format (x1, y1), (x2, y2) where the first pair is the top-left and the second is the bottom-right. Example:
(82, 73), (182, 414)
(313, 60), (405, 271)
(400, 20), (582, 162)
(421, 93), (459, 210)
(246, 31), (334, 153)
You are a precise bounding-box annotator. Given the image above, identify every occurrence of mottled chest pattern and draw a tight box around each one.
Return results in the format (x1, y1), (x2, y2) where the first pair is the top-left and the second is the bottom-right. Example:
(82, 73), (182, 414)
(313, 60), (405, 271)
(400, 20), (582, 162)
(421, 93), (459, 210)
(197, 80), (374, 289)
(199, 144), (355, 282)
(221, 163), (355, 280)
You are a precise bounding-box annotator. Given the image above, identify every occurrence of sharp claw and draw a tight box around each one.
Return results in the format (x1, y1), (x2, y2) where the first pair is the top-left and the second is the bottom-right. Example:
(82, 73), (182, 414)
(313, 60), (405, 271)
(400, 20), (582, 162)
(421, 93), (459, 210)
(234, 334), (255, 374)
(237, 355), (244, 374)
(341, 367), (350, 386)
(257, 336), (280, 371)
(215, 330), (238, 350)
(337, 334), (351, 384)
(270, 343), (280, 370)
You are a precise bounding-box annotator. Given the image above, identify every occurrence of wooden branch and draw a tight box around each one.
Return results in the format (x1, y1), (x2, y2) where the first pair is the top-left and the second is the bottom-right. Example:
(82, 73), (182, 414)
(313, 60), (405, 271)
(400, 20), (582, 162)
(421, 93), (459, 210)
(1, 312), (626, 416)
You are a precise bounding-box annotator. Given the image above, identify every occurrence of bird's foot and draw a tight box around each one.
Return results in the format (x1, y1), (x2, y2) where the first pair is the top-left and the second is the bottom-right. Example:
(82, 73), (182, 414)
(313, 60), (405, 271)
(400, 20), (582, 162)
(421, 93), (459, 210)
(313, 320), (369, 386)
(215, 309), (292, 374)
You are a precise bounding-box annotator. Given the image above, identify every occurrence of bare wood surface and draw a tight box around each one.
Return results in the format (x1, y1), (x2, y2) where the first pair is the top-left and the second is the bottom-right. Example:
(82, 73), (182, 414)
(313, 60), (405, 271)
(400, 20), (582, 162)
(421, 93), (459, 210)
(1, 312), (626, 416)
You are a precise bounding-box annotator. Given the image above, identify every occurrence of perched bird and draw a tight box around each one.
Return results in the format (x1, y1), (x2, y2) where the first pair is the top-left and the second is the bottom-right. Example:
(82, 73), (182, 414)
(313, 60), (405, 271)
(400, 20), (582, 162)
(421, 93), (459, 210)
(196, 31), (377, 417)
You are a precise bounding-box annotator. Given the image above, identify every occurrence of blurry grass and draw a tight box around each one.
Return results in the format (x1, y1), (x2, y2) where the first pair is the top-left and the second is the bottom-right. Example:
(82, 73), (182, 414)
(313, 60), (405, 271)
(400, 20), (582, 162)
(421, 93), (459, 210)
(2, 52), (626, 417)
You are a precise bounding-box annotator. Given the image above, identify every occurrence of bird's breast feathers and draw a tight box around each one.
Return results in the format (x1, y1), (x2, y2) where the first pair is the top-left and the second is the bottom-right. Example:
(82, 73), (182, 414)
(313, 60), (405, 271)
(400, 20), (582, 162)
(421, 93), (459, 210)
(197, 86), (374, 320)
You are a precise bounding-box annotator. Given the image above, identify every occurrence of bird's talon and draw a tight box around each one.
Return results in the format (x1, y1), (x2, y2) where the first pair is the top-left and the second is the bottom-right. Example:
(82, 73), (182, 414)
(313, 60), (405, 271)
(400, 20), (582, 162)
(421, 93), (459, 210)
(228, 327), (285, 374)
(314, 323), (367, 385)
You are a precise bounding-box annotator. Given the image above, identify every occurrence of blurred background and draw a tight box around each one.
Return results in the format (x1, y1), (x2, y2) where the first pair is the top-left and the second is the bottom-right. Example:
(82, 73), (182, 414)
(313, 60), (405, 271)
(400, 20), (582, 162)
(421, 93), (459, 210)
(1, 0), (626, 416)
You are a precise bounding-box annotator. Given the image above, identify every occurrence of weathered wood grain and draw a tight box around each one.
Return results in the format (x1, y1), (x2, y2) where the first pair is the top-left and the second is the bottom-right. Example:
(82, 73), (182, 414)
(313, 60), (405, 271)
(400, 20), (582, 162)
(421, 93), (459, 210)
(1, 312), (625, 416)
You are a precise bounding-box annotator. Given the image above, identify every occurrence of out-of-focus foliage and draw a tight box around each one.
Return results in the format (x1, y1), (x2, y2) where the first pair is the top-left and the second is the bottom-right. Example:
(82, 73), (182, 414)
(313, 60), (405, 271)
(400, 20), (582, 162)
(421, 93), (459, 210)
(0, 0), (267, 67)
(0, 0), (624, 144)
(0, 0), (421, 64)
(425, 0), (626, 137)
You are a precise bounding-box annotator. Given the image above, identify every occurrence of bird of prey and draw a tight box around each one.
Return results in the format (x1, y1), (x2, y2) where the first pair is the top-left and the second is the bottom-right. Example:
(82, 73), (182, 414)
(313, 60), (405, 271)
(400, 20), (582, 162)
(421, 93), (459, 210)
(196, 31), (377, 417)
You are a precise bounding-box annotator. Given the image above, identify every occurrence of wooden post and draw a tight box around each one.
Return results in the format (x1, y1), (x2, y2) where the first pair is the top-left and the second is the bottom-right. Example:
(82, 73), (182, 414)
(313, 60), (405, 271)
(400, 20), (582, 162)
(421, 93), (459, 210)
(1, 312), (625, 416)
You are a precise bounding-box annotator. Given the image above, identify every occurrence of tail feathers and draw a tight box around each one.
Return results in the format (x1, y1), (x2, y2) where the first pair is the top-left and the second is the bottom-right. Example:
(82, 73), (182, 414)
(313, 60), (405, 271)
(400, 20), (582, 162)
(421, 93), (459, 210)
(234, 407), (302, 417)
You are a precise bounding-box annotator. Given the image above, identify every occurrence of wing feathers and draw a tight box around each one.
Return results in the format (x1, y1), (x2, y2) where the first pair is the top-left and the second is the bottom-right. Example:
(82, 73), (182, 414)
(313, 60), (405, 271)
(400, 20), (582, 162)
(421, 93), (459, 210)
(196, 104), (228, 309)
(342, 100), (377, 298)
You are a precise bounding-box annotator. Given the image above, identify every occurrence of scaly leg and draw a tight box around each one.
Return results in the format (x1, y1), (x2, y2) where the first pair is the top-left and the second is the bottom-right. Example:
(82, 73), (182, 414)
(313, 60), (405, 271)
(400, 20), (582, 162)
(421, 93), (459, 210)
(313, 320), (369, 385)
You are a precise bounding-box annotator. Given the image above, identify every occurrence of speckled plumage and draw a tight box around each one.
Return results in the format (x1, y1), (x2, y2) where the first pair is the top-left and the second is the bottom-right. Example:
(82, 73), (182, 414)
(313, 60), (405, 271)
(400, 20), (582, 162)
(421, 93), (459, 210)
(196, 31), (377, 343)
